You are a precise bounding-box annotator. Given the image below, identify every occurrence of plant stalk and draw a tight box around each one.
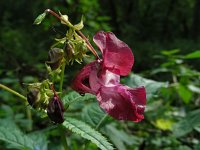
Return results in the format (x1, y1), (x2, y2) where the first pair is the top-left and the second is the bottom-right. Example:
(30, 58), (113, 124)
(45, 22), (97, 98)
(0, 84), (27, 101)
(0, 84), (33, 130)
(84, 114), (108, 150)
(59, 125), (69, 150)
(26, 108), (33, 131)
(95, 114), (108, 130)
(59, 62), (66, 94)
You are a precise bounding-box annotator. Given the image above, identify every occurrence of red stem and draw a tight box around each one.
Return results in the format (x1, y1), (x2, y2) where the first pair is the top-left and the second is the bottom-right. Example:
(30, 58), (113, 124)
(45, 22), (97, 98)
(45, 9), (100, 59)
(51, 84), (58, 97)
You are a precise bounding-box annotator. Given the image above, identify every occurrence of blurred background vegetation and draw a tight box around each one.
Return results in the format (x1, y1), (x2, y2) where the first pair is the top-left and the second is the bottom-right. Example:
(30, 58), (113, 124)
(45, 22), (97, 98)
(0, 0), (200, 150)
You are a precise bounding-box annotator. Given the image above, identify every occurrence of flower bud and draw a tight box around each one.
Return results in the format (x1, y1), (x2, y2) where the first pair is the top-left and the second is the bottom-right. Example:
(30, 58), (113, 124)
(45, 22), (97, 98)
(27, 88), (41, 108)
(46, 48), (64, 70)
(47, 95), (64, 124)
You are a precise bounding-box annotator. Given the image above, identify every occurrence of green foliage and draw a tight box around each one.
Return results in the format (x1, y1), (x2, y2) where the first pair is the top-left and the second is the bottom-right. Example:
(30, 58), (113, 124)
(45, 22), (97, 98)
(82, 103), (106, 127)
(104, 124), (142, 150)
(62, 91), (96, 106)
(28, 132), (48, 150)
(0, 126), (34, 150)
(125, 74), (168, 99)
(173, 109), (200, 137)
(0, 118), (49, 150)
(177, 83), (192, 104)
(185, 50), (200, 59)
(63, 117), (114, 150)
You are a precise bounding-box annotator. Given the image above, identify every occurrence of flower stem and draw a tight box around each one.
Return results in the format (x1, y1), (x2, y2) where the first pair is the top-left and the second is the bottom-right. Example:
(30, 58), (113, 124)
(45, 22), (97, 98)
(0, 84), (32, 130)
(84, 114), (108, 150)
(95, 114), (108, 130)
(26, 108), (33, 131)
(45, 9), (100, 60)
(76, 30), (100, 60)
(0, 84), (27, 101)
(59, 62), (66, 94)
(59, 125), (69, 150)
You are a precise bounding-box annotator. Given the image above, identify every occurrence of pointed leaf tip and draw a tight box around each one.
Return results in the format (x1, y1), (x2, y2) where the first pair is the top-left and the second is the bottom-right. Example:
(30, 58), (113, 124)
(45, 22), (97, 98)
(74, 15), (84, 30)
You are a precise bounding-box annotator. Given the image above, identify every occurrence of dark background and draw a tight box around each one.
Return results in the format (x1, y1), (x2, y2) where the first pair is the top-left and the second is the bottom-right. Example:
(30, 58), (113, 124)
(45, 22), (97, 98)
(0, 0), (200, 72)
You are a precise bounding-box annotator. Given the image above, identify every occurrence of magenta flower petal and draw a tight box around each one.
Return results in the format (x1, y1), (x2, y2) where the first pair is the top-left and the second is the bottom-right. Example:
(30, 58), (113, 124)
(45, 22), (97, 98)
(124, 87), (146, 121)
(72, 60), (120, 95)
(89, 62), (120, 93)
(127, 87), (146, 115)
(96, 85), (146, 122)
(72, 61), (97, 94)
(93, 31), (134, 76)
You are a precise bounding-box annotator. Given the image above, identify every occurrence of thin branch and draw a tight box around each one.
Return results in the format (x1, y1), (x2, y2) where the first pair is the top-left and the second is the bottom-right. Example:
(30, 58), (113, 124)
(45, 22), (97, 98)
(0, 84), (27, 101)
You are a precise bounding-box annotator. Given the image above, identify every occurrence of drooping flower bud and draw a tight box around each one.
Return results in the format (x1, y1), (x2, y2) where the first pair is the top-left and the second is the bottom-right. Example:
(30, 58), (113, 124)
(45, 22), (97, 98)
(46, 48), (64, 70)
(27, 88), (41, 108)
(65, 42), (74, 64)
(47, 95), (64, 124)
(26, 80), (54, 110)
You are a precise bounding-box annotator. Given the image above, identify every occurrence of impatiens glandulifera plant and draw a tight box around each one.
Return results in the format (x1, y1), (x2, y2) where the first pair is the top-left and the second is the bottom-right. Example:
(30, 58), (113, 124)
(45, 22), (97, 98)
(0, 9), (146, 150)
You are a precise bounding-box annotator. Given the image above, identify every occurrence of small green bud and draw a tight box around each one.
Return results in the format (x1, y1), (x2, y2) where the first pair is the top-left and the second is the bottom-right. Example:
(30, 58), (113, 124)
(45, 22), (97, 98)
(73, 16), (84, 30)
(33, 12), (47, 25)
(60, 14), (73, 27)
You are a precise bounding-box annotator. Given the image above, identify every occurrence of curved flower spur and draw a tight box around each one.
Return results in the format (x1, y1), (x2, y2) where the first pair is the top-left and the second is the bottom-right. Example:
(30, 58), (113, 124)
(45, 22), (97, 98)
(72, 31), (146, 122)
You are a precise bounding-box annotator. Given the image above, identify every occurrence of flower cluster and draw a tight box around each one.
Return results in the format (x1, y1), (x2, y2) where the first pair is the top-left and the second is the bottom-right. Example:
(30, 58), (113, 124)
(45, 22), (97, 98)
(27, 81), (64, 124)
(73, 31), (146, 122)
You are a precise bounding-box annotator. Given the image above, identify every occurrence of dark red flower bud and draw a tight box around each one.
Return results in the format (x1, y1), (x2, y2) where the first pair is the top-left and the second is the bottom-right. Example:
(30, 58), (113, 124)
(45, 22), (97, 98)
(47, 95), (64, 124)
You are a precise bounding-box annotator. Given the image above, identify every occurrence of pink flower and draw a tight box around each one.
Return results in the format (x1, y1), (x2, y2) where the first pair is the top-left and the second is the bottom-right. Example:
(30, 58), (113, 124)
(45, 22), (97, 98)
(72, 31), (146, 122)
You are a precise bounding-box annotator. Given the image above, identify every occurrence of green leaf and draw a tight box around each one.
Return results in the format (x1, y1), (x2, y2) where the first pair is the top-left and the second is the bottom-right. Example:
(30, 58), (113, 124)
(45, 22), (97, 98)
(62, 91), (96, 107)
(73, 16), (84, 30)
(28, 132), (48, 150)
(188, 84), (200, 94)
(125, 74), (168, 99)
(161, 49), (180, 56)
(104, 124), (141, 150)
(33, 12), (47, 25)
(63, 117), (114, 150)
(173, 109), (200, 137)
(82, 103), (106, 127)
(177, 83), (192, 104)
(154, 118), (174, 131)
(194, 143), (200, 150)
(185, 50), (200, 59)
(176, 146), (192, 150)
(0, 126), (34, 150)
